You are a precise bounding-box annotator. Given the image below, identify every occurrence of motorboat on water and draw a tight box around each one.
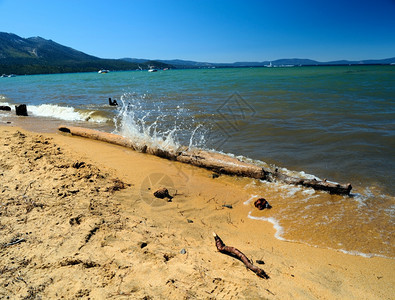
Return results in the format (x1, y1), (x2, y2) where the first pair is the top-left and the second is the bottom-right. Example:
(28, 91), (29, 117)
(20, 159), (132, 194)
(98, 69), (110, 74)
(1, 74), (16, 77)
(148, 66), (158, 72)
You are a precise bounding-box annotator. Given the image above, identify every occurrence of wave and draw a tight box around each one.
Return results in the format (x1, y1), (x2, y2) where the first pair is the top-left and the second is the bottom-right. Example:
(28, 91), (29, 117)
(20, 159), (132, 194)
(0, 95), (11, 107)
(247, 210), (393, 259)
(1, 98), (110, 124)
(247, 211), (286, 241)
(27, 104), (110, 123)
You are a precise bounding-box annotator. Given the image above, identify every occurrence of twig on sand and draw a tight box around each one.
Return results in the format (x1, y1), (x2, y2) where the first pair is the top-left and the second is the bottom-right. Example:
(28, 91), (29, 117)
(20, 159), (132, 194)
(265, 288), (275, 295)
(213, 232), (269, 279)
(3, 238), (26, 247)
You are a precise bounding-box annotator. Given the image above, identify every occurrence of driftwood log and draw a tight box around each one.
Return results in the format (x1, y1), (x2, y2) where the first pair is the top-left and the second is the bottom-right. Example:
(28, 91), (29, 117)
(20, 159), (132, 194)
(213, 232), (269, 279)
(58, 125), (352, 195)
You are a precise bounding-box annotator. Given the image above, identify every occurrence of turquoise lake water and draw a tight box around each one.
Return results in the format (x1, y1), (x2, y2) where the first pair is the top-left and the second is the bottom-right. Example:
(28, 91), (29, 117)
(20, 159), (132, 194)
(1, 66), (394, 257)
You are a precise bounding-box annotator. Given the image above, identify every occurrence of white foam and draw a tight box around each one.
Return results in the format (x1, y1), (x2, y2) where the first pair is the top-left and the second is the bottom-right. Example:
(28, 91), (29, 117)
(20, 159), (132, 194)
(247, 211), (286, 241)
(337, 249), (389, 259)
(27, 104), (107, 123)
(243, 194), (259, 205)
(302, 188), (316, 196)
(278, 167), (320, 181)
(0, 101), (11, 108)
(286, 186), (302, 197)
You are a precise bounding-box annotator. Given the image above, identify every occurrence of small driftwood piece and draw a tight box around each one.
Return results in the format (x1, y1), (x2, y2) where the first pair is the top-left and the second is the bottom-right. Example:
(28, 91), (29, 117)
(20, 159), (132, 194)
(213, 232), (269, 279)
(3, 238), (26, 247)
(58, 125), (352, 195)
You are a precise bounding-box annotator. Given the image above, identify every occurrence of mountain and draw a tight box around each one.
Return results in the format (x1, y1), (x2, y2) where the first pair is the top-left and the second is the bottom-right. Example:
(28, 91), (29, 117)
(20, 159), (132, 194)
(122, 57), (395, 68)
(1, 32), (394, 75)
(0, 32), (172, 74)
(0, 33), (98, 61)
(122, 58), (218, 68)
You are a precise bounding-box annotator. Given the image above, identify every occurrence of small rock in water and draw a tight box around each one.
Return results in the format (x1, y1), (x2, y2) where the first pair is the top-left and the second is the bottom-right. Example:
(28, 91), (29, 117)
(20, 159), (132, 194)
(15, 104), (28, 116)
(180, 248), (186, 254)
(0, 106), (11, 111)
(254, 198), (272, 210)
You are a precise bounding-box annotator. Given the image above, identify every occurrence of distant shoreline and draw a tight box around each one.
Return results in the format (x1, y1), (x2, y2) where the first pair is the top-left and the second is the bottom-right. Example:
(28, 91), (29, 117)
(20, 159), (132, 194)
(1, 63), (394, 77)
(2, 32), (394, 75)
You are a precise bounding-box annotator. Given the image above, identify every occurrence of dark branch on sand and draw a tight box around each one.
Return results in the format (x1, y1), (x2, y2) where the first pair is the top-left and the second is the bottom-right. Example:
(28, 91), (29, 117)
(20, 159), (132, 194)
(213, 232), (269, 279)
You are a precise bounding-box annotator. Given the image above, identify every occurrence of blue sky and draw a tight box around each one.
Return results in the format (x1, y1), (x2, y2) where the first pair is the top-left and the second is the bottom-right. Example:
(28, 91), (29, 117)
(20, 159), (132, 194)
(0, 0), (394, 62)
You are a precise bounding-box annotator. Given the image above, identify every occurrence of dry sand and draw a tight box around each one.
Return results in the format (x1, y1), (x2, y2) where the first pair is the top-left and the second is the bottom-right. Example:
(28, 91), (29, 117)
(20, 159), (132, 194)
(0, 125), (394, 299)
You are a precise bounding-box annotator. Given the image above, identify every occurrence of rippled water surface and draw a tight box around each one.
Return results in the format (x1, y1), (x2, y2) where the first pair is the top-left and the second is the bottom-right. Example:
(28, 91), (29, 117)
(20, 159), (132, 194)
(1, 66), (394, 257)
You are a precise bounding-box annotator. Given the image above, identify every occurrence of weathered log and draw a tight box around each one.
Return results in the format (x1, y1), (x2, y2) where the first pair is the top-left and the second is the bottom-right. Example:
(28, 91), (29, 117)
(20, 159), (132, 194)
(213, 232), (269, 279)
(0, 106), (11, 111)
(270, 170), (352, 195)
(58, 125), (352, 195)
(15, 104), (28, 116)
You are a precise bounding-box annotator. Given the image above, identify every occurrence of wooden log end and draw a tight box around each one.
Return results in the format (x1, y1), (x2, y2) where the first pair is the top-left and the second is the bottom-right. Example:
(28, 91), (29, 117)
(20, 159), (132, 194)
(58, 126), (71, 133)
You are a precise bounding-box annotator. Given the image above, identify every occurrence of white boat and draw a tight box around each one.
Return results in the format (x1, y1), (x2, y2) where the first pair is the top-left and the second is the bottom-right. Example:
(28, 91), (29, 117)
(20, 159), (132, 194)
(148, 66), (158, 72)
(98, 69), (110, 74)
(1, 74), (16, 77)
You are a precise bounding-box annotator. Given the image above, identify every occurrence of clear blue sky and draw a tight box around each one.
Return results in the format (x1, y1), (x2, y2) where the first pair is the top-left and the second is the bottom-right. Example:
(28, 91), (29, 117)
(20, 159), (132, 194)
(0, 0), (394, 62)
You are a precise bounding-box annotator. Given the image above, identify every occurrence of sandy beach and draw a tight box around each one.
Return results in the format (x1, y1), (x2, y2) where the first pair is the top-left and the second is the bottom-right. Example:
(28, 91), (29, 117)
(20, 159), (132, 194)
(0, 124), (394, 299)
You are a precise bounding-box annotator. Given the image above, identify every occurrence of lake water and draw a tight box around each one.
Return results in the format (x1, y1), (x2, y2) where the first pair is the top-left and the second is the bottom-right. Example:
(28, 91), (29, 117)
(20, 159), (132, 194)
(1, 66), (394, 257)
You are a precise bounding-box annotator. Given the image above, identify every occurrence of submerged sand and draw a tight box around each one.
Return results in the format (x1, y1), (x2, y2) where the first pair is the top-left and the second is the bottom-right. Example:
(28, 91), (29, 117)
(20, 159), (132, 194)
(0, 125), (394, 299)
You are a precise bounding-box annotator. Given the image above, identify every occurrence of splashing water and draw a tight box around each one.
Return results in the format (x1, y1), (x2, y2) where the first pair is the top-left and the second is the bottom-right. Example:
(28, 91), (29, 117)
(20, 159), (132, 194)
(113, 92), (207, 153)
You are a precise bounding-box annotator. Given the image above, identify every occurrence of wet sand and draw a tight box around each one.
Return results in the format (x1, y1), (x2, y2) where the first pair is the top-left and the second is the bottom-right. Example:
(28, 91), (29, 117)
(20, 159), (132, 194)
(0, 124), (394, 299)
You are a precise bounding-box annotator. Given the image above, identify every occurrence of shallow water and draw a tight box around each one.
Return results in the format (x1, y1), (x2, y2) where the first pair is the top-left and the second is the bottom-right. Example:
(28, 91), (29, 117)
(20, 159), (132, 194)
(1, 66), (394, 257)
